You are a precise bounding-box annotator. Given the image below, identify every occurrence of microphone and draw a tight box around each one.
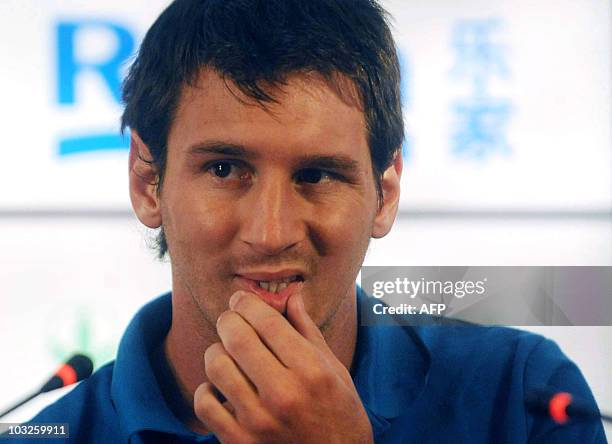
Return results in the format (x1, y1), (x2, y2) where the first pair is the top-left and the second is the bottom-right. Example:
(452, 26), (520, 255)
(0, 354), (93, 419)
(525, 388), (612, 424)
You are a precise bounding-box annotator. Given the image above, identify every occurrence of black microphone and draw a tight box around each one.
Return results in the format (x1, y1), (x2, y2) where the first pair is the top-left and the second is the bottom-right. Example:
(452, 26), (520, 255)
(0, 354), (93, 419)
(525, 388), (612, 424)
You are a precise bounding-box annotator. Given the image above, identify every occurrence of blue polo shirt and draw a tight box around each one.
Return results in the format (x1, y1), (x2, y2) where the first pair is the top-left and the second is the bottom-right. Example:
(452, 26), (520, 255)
(15, 289), (606, 443)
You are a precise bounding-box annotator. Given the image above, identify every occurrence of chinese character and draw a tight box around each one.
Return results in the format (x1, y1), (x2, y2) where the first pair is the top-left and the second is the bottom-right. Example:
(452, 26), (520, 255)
(451, 19), (513, 160)
(452, 97), (512, 159)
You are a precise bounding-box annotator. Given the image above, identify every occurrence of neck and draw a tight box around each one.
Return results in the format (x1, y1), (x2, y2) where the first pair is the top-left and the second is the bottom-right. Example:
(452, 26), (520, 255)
(161, 283), (359, 434)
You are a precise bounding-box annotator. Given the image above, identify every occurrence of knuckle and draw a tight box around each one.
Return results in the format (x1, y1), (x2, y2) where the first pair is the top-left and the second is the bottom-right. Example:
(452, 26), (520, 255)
(303, 365), (325, 384)
(304, 361), (334, 387)
(193, 399), (207, 423)
(223, 329), (249, 354)
(205, 353), (232, 380)
(217, 315), (251, 354)
(243, 413), (278, 436)
(275, 393), (300, 415)
(193, 384), (216, 420)
(256, 315), (281, 337)
(204, 341), (224, 361)
(265, 385), (301, 417)
(216, 309), (237, 329)
(336, 365), (354, 385)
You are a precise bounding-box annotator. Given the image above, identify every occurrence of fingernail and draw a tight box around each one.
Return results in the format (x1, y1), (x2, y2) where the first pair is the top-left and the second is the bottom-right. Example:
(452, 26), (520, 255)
(216, 313), (223, 329)
(229, 291), (242, 310)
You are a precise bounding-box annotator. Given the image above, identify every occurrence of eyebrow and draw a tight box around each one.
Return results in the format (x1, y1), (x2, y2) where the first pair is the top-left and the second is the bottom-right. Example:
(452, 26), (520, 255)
(189, 142), (254, 158)
(188, 141), (360, 172)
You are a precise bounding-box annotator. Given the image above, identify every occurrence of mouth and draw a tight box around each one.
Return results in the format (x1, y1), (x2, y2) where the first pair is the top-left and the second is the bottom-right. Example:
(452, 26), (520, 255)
(234, 273), (305, 313)
(254, 275), (303, 293)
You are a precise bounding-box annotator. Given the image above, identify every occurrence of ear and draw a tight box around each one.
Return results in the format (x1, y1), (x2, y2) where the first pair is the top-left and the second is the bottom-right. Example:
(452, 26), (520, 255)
(371, 151), (402, 238)
(129, 132), (162, 229)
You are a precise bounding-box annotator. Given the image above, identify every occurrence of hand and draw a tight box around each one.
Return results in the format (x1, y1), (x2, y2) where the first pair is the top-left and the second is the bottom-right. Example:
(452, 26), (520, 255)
(193, 291), (373, 444)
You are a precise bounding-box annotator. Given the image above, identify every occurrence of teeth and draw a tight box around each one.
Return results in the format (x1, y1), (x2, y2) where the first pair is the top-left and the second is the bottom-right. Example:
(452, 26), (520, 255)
(259, 281), (270, 291)
(256, 276), (300, 293)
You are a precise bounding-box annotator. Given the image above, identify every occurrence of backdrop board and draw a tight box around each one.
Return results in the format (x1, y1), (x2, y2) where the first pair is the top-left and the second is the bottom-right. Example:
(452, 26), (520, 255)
(0, 0), (609, 212)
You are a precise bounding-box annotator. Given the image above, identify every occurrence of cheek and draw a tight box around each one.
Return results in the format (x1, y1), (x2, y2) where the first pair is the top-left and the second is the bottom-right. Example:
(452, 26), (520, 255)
(162, 184), (238, 258)
(329, 209), (370, 246)
(326, 190), (375, 236)
(303, 200), (373, 322)
(311, 196), (374, 269)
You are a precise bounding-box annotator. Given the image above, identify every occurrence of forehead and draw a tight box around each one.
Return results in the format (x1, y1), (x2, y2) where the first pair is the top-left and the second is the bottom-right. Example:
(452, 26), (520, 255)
(168, 69), (369, 160)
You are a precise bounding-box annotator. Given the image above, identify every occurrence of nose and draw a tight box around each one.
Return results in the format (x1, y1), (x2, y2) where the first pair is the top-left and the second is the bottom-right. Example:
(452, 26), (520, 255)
(239, 172), (306, 256)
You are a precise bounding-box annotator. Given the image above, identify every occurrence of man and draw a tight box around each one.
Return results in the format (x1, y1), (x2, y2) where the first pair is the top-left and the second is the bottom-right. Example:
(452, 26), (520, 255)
(21, 0), (605, 443)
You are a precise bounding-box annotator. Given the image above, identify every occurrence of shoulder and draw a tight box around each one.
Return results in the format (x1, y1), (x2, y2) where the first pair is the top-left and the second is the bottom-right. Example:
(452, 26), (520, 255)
(414, 323), (588, 396)
(417, 322), (548, 368)
(21, 362), (123, 443)
(413, 324), (606, 442)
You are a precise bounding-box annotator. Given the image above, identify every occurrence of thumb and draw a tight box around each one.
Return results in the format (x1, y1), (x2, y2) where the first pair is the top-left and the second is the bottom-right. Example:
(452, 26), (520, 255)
(286, 292), (355, 386)
(286, 292), (326, 347)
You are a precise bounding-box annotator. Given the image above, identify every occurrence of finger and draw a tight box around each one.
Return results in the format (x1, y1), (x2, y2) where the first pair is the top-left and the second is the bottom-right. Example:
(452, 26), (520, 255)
(216, 308), (289, 390)
(194, 382), (247, 443)
(204, 342), (262, 417)
(286, 292), (354, 384)
(228, 291), (321, 370)
(286, 292), (329, 351)
(211, 385), (235, 414)
(204, 345), (289, 440)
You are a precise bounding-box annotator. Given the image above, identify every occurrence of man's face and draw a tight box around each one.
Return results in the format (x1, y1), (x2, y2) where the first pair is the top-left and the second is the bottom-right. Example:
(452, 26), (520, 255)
(149, 69), (387, 331)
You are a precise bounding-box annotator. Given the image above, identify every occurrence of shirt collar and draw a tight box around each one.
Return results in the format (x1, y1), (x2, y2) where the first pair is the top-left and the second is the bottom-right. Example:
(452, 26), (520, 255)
(110, 292), (209, 442)
(352, 286), (432, 436)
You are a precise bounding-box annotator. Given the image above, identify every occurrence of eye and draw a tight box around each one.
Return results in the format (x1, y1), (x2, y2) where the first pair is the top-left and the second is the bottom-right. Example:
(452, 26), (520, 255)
(295, 168), (337, 184)
(204, 160), (249, 181)
(210, 161), (233, 178)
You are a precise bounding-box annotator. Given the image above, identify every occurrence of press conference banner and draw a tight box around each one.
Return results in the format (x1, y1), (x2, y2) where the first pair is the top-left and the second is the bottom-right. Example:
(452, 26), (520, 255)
(0, 0), (609, 211)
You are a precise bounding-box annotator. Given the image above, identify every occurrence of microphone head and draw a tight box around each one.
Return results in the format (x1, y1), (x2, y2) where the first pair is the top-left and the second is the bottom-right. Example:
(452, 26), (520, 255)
(525, 387), (602, 424)
(66, 354), (94, 382)
(525, 388), (554, 411)
(39, 353), (94, 393)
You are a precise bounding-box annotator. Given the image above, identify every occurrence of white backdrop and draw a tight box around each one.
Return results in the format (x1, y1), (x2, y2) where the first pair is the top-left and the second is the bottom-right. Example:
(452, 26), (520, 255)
(0, 0), (609, 210)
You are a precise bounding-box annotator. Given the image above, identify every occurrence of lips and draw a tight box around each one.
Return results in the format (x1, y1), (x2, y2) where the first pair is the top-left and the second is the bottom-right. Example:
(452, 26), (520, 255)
(234, 273), (305, 313)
